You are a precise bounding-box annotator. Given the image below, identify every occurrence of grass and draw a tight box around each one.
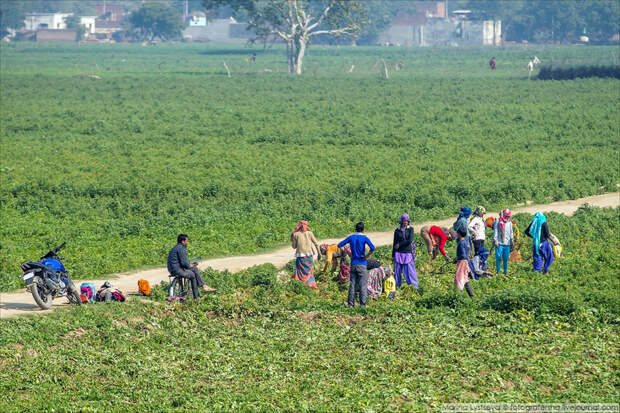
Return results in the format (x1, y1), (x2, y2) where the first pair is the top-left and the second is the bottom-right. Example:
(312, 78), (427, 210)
(1, 43), (618, 291)
(0, 206), (618, 411)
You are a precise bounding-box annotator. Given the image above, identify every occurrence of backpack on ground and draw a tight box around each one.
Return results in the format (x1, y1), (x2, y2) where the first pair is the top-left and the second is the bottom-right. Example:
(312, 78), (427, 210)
(138, 279), (150, 296)
(96, 283), (126, 303)
(80, 282), (96, 303)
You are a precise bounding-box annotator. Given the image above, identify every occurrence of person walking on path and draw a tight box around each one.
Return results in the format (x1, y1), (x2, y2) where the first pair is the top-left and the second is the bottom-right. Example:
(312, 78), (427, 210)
(453, 206), (473, 255)
(420, 226), (456, 264)
(392, 213), (418, 289)
(524, 212), (554, 274)
(469, 206), (487, 255)
(291, 220), (321, 289)
(493, 209), (514, 275)
(490, 57), (496, 70)
(167, 234), (214, 299)
(454, 227), (474, 298)
(338, 222), (375, 307)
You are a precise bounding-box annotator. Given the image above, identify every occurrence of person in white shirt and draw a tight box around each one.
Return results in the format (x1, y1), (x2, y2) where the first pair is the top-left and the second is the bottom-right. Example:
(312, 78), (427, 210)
(468, 206), (486, 255)
(493, 209), (514, 275)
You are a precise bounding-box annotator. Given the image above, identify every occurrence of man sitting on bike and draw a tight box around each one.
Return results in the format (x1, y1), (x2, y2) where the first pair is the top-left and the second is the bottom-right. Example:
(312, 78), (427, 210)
(167, 234), (214, 298)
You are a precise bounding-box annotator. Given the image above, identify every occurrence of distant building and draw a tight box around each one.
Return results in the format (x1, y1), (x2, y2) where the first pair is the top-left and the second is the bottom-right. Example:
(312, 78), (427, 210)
(379, 11), (501, 47)
(24, 13), (96, 37)
(416, 1), (447, 18)
(25, 13), (72, 30)
(95, 3), (124, 35)
(188, 11), (207, 27)
(80, 16), (97, 34)
(182, 17), (253, 43)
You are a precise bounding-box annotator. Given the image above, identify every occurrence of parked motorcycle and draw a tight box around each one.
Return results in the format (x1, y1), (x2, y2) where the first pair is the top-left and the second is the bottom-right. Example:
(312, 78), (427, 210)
(20, 242), (81, 309)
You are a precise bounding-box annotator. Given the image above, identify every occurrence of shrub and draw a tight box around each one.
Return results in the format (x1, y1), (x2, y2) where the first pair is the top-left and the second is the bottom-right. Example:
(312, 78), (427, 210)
(537, 65), (620, 80)
(481, 287), (577, 316)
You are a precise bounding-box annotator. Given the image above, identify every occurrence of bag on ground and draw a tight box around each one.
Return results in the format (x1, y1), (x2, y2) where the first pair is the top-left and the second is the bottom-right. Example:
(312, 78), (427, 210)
(96, 283), (126, 303)
(138, 279), (150, 296)
(80, 282), (96, 303)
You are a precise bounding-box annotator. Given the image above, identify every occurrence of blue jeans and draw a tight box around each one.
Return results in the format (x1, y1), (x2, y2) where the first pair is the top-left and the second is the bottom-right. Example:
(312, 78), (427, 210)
(495, 245), (510, 274)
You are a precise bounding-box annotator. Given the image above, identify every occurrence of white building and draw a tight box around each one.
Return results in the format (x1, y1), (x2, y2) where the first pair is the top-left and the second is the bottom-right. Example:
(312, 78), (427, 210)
(25, 13), (72, 30)
(80, 16), (97, 34)
(24, 13), (96, 34)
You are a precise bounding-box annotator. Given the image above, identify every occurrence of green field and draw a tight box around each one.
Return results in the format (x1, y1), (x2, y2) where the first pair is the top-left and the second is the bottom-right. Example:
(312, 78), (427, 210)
(0, 207), (618, 411)
(1, 43), (618, 291)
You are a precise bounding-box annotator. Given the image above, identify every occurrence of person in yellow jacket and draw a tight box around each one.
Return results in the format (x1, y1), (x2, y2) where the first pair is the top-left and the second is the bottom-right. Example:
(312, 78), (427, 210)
(383, 271), (396, 299)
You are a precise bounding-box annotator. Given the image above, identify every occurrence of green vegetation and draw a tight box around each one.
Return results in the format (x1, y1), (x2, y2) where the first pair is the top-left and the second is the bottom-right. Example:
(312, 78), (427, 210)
(1, 43), (619, 291)
(0, 207), (618, 411)
(538, 65), (620, 80)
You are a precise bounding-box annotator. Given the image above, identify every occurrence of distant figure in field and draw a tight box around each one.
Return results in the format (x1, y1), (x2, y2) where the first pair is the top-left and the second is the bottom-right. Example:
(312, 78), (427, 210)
(167, 234), (214, 299)
(493, 209), (514, 275)
(392, 213), (418, 289)
(489, 57), (496, 70)
(454, 226), (475, 298)
(468, 206), (487, 255)
(338, 222), (375, 307)
(319, 243), (351, 283)
(291, 220), (320, 289)
(419, 225), (456, 264)
(453, 206), (473, 255)
(251, 52), (256, 63)
(524, 212), (555, 274)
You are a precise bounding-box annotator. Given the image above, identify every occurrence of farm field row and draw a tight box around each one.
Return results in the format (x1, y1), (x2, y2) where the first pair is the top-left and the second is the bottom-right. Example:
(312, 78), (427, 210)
(0, 44), (618, 291)
(0, 206), (617, 411)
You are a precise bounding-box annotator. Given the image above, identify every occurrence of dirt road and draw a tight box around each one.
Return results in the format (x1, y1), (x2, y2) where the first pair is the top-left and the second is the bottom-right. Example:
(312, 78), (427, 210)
(1, 192), (617, 319)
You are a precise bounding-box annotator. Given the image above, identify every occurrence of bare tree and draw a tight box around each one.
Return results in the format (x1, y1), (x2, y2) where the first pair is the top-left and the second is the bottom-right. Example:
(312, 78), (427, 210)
(203, 0), (367, 74)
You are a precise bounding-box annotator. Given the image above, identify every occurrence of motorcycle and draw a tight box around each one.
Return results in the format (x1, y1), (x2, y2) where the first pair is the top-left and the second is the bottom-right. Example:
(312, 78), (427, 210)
(20, 242), (81, 309)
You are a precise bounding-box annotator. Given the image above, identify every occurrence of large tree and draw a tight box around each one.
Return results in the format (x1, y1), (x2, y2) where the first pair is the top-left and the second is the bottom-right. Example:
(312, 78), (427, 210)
(203, 0), (368, 74)
(0, 1), (26, 36)
(128, 2), (186, 42)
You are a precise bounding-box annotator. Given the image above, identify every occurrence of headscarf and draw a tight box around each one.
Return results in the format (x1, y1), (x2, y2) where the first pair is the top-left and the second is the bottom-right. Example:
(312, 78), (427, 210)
(474, 206), (486, 216)
(290, 220), (309, 241)
(400, 213), (410, 225)
(499, 209), (512, 241)
(530, 212), (547, 255)
(443, 229), (457, 241)
(319, 244), (328, 255)
(459, 207), (472, 219)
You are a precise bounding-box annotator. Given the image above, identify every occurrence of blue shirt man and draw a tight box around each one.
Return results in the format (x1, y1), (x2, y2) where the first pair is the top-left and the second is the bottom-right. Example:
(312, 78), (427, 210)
(338, 222), (375, 307)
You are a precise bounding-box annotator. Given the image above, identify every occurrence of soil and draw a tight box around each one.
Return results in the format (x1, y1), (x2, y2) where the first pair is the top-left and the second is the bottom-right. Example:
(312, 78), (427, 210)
(1, 192), (617, 319)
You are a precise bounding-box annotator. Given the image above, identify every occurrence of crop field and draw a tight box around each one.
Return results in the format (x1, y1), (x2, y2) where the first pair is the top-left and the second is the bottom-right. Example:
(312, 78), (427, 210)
(0, 206), (618, 411)
(0, 43), (619, 293)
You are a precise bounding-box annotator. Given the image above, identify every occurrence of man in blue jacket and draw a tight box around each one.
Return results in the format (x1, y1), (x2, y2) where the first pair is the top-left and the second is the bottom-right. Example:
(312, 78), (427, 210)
(338, 222), (375, 307)
(167, 234), (213, 298)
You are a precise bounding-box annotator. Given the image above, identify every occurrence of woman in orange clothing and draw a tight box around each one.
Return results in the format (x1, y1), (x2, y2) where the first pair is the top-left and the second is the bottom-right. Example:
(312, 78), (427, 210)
(319, 243), (352, 283)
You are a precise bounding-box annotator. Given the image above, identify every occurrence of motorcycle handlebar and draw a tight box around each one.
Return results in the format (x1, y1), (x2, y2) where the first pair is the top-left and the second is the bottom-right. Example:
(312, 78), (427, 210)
(53, 242), (66, 253)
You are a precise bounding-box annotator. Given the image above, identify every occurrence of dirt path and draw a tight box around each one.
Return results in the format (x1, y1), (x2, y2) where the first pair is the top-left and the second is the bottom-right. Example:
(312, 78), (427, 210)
(1, 192), (617, 319)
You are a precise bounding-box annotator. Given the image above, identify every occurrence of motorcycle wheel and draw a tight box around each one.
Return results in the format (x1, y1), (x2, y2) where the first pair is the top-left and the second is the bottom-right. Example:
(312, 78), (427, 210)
(31, 276), (53, 310)
(65, 280), (81, 306)
(67, 290), (82, 305)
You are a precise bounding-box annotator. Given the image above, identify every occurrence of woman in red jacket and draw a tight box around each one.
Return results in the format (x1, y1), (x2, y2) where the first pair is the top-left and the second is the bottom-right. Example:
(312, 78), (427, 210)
(419, 225), (456, 264)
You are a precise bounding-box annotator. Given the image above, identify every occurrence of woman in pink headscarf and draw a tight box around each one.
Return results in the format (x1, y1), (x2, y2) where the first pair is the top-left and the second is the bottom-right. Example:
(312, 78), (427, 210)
(493, 209), (514, 275)
(291, 220), (320, 288)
